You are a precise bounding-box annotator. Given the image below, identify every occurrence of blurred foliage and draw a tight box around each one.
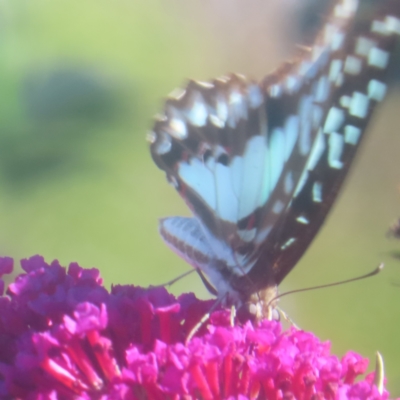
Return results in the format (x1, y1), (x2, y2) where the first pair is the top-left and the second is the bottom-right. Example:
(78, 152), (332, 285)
(0, 0), (400, 395)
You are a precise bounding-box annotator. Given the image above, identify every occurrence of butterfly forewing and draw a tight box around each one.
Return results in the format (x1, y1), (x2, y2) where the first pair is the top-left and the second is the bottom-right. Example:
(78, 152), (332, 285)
(149, 0), (400, 313)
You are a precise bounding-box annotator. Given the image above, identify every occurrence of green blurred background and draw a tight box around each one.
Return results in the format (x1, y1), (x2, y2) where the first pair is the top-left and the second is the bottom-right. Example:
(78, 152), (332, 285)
(1, 0), (400, 394)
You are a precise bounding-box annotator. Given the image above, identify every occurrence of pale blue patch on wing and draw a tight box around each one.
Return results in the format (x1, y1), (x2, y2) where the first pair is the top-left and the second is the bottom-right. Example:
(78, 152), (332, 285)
(307, 129), (326, 171)
(299, 96), (313, 155)
(315, 75), (330, 102)
(268, 128), (285, 197)
(215, 162), (239, 222)
(179, 158), (217, 210)
(230, 156), (243, 199)
(299, 119), (311, 156)
(238, 136), (267, 219)
(328, 132), (344, 169)
(293, 129), (326, 198)
(284, 115), (299, 161)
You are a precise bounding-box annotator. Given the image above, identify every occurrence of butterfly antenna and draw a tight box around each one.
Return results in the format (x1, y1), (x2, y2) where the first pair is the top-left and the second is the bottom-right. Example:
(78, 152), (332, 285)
(266, 263), (384, 309)
(155, 268), (196, 288)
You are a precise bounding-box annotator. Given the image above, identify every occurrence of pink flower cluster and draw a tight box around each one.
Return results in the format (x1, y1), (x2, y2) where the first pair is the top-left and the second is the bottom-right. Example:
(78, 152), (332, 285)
(0, 256), (390, 399)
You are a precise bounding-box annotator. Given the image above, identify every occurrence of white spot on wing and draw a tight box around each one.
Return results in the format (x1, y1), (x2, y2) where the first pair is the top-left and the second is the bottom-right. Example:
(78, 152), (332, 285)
(355, 37), (375, 57)
(248, 85), (263, 108)
(296, 215), (309, 224)
(371, 20), (390, 36)
(385, 16), (400, 35)
(340, 95), (351, 108)
(324, 107), (345, 133)
(349, 92), (369, 118)
(154, 132), (172, 155)
(367, 79), (387, 101)
(272, 200), (285, 214)
(344, 55), (362, 75)
(334, 0), (357, 18)
(368, 47), (389, 69)
(169, 117), (187, 139)
(286, 76), (300, 92)
(344, 125), (361, 145)
(281, 237), (296, 250)
(329, 59), (343, 82)
(313, 182), (323, 203)
(186, 93), (208, 126)
(228, 90), (247, 127)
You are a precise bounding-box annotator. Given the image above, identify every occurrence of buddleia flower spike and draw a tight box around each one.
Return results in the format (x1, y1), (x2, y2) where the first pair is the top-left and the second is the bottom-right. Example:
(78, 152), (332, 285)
(0, 256), (394, 398)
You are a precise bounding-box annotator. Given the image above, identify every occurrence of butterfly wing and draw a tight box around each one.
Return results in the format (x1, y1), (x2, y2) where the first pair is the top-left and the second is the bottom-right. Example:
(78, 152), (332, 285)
(252, 0), (400, 287)
(149, 0), (400, 297)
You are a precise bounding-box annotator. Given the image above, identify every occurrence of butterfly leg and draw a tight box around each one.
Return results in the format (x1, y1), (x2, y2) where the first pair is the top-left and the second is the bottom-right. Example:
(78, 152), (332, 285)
(275, 306), (300, 330)
(185, 293), (227, 343)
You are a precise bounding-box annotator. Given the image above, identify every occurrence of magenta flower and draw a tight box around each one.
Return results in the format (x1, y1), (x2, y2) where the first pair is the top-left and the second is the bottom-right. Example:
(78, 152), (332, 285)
(0, 256), (391, 399)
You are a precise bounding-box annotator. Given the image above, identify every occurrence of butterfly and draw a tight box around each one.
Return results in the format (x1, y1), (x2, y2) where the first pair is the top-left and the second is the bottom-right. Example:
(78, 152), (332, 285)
(148, 0), (400, 320)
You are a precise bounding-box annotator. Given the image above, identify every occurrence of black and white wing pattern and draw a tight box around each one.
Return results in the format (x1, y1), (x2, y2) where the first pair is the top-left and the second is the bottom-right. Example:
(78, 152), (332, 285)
(148, 0), (400, 318)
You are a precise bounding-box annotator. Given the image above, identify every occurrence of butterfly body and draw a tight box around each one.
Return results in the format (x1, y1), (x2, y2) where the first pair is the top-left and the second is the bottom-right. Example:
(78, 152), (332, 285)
(149, 0), (400, 319)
